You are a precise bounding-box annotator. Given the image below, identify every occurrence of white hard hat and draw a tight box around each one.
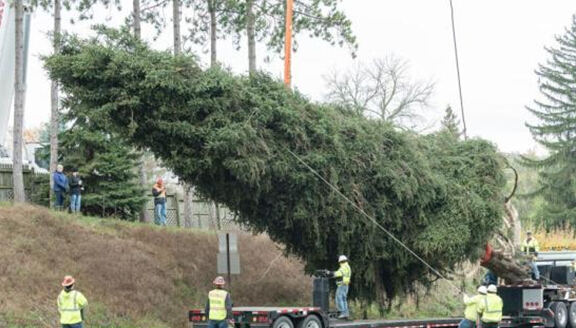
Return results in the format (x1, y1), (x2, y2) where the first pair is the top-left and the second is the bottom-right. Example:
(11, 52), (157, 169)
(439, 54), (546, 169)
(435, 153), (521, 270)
(487, 285), (497, 293)
(338, 255), (348, 262)
(477, 286), (487, 294)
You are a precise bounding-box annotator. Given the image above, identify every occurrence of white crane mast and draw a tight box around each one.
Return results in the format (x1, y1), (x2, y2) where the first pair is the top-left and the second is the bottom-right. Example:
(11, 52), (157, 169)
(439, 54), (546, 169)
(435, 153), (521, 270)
(0, 0), (31, 159)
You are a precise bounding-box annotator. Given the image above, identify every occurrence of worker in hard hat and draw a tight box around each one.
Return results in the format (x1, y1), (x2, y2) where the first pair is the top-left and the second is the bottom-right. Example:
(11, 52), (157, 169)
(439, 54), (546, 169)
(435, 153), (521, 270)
(331, 255), (351, 319)
(458, 286), (487, 328)
(205, 276), (234, 328)
(57, 275), (88, 328)
(477, 285), (503, 328)
(521, 231), (540, 255)
(521, 231), (540, 281)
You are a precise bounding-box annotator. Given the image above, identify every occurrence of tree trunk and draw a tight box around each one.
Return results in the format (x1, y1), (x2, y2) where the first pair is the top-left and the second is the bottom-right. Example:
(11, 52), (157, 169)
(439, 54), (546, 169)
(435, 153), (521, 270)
(504, 201), (522, 248)
(49, 0), (61, 207)
(132, 0), (149, 222)
(138, 159), (150, 222)
(480, 245), (531, 284)
(208, 0), (217, 67)
(215, 202), (221, 230)
(246, 0), (256, 74)
(173, 0), (181, 55)
(12, 0), (25, 203)
(133, 0), (141, 38)
(183, 184), (194, 227)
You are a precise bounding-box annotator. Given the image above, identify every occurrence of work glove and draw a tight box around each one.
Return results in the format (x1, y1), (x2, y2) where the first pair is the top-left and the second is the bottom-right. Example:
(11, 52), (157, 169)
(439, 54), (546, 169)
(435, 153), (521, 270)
(228, 319), (235, 328)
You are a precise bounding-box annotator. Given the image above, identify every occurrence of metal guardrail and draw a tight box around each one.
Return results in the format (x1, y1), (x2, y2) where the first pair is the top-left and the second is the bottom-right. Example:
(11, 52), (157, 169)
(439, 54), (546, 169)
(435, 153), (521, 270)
(536, 251), (576, 262)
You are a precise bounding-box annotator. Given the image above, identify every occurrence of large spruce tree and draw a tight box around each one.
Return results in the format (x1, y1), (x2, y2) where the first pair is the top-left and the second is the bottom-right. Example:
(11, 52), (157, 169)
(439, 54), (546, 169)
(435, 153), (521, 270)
(45, 29), (505, 306)
(524, 15), (576, 229)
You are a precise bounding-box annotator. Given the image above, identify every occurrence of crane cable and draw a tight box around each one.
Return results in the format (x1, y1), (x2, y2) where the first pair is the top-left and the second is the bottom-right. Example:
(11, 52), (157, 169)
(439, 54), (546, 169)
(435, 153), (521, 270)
(449, 0), (468, 140)
(285, 148), (465, 295)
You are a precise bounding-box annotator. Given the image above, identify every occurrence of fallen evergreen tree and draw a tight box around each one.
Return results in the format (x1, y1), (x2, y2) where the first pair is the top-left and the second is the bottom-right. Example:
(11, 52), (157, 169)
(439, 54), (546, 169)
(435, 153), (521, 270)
(44, 28), (505, 306)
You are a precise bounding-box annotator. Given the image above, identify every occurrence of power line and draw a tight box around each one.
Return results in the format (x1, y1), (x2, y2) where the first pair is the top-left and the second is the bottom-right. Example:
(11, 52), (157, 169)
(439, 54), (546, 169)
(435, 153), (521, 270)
(449, 0), (468, 139)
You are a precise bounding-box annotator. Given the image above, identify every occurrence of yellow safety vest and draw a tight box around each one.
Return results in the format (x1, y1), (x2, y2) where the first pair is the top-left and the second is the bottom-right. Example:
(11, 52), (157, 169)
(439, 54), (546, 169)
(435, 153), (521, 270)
(334, 262), (351, 285)
(478, 293), (503, 323)
(464, 294), (485, 321)
(57, 290), (88, 324)
(521, 238), (540, 255)
(208, 289), (229, 321)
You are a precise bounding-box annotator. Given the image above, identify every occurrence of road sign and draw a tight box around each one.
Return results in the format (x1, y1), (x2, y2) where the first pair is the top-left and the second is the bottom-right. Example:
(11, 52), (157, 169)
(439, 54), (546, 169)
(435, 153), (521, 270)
(217, 233), (241, 278)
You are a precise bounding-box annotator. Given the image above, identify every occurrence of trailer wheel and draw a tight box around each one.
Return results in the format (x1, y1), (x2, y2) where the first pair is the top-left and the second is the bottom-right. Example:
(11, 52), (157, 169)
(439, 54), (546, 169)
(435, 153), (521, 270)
(297, 315), (322, 328)
(272, 316), (294, 328)
(550, 302), (568, 328)
(568, 302), (576, 328)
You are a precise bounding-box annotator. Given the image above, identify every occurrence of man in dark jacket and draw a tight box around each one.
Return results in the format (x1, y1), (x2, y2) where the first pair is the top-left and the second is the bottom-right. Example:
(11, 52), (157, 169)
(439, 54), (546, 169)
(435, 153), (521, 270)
(69, 168), (83, 214)
(53, 164), (68, 210)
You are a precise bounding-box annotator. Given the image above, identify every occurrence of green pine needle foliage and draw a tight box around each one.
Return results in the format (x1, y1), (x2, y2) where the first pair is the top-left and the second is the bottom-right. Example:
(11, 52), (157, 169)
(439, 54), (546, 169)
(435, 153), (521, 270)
(44, 28), (505, 306)
(522, 15), (576, 230)
(57, 88), (147, 220)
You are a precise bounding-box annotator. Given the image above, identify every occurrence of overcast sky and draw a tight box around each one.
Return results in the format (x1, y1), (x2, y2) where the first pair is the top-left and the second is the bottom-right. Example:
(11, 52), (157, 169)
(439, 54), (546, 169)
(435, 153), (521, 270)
(20, 0), (576, 154)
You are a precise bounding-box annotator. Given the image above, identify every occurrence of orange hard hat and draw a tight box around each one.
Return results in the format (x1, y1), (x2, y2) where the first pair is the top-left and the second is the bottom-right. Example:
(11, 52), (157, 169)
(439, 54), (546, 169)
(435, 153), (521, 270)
(213, 276), (225, 286)
(61, 275), (75, 287)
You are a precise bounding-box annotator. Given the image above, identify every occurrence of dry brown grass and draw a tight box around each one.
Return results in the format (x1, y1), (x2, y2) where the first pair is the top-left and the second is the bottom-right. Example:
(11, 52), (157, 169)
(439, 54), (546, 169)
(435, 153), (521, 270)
(0, 205), (312, 328)
(531, 229), (576, 251)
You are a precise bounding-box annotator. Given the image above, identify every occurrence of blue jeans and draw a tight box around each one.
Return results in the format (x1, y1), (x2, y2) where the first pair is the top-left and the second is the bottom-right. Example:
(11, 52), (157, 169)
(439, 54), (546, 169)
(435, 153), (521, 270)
(458, 319), (475, 328)
(531, 262), (540, 280)
(55, 190), (65, 209)
(70, 194), (82, 213)
(154, 202), (167, 225)
(62, 323), (83, 328)
(336, 285), (349, 316)
(208, 320), (228, 328)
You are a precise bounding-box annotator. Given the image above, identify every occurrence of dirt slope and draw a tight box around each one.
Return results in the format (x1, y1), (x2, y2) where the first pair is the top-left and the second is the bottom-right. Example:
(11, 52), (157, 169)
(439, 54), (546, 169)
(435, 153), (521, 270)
(0, 205), (312, 328)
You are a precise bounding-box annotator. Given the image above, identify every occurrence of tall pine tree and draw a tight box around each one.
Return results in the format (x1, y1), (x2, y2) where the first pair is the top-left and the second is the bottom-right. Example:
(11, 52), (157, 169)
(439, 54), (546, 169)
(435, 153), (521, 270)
(523, 15), (576, 229)
(45, 30), (505, 305)
(58, 103), (146, 220)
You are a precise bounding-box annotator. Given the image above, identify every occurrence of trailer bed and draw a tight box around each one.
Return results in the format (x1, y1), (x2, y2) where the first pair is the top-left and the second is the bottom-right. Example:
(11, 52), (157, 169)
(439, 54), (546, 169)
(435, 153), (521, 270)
(190, 307), (461, 328)
(329, 318), (461, 328)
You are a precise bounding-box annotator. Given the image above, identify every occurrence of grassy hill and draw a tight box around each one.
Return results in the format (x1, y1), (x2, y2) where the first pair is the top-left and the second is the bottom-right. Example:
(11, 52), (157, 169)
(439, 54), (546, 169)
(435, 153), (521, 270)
(0, 205), (312, 328)
(0, 205), (472, 328)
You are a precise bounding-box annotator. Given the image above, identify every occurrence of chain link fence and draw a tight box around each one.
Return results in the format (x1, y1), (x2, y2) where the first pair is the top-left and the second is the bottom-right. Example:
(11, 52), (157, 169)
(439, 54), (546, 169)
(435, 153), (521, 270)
(147, 194), (246, 232)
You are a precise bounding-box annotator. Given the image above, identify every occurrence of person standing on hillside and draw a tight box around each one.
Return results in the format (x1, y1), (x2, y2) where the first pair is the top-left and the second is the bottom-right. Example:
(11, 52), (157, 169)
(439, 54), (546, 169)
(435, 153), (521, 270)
(458, 286), (487, 328)
(152, 177), (167, 226)
(68, 168), (83, 215)
(331, 255), (352, 319)
(205, 276), (234, 328)
(53, 164), (69, 211)
(57, 275), (88, 328)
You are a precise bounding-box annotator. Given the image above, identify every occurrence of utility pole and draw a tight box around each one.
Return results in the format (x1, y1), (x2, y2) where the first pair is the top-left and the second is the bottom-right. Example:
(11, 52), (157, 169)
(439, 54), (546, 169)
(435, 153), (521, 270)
(283, 0), (293, 87)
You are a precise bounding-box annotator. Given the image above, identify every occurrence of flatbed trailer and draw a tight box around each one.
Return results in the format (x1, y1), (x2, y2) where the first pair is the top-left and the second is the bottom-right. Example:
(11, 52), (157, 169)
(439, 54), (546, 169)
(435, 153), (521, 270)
(189, 307), (462, 328)
(189, 282), (557, 328)
(189, 306), (552, 328)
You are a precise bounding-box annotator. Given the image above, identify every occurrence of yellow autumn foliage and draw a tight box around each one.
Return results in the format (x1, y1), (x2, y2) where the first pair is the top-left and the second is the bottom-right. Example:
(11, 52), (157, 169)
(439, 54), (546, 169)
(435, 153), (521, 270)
(529, 229), (576, 251)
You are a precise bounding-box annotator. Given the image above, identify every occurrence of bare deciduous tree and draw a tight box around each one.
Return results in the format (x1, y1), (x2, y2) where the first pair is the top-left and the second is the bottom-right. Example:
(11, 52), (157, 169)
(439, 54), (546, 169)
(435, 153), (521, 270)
(324, 55), (434, 126)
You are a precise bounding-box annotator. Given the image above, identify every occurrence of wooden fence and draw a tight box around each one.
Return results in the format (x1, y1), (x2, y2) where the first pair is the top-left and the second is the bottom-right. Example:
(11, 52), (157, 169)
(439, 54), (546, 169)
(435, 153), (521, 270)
(0, 163), (41, 202)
